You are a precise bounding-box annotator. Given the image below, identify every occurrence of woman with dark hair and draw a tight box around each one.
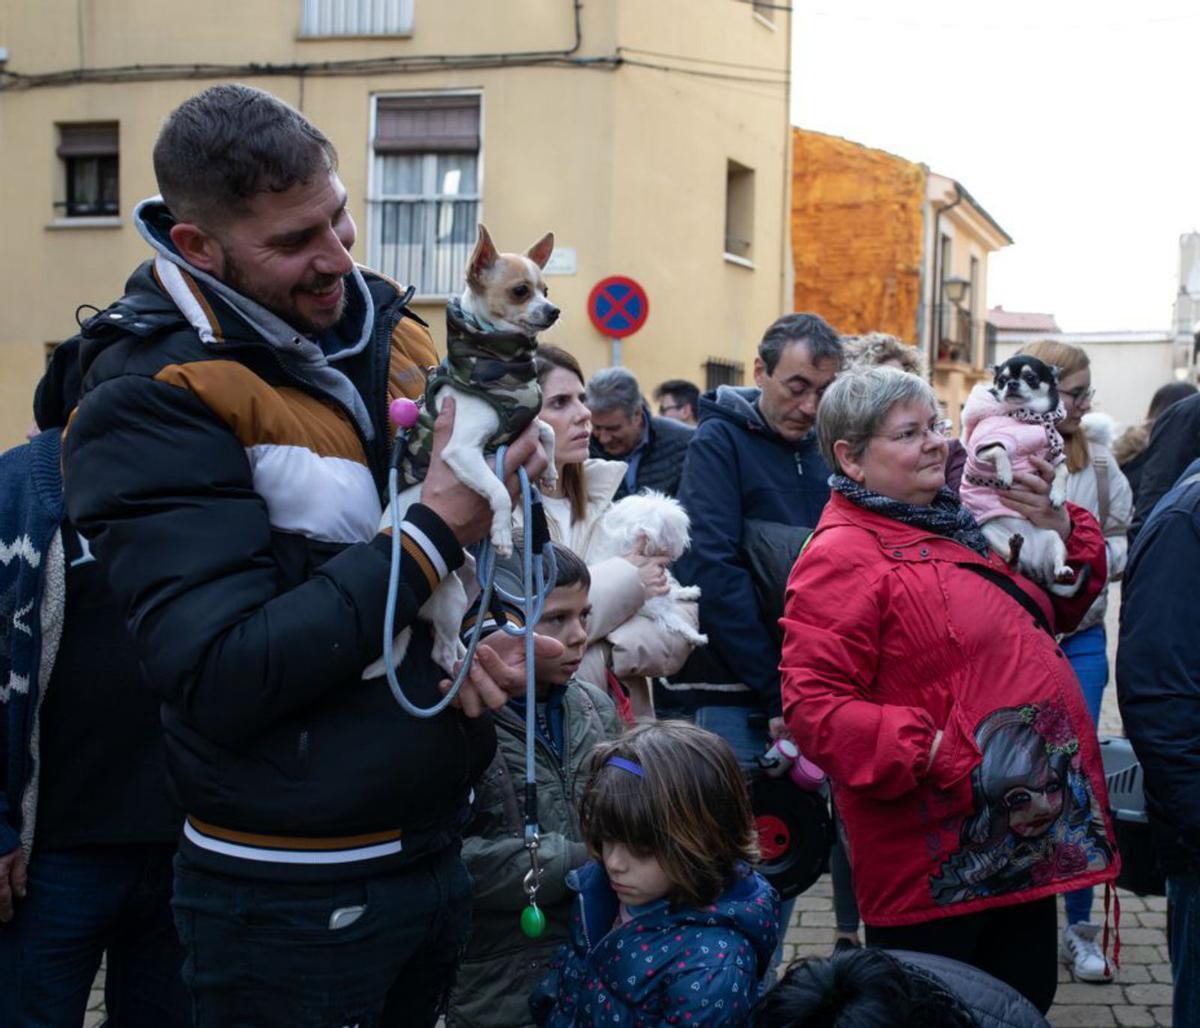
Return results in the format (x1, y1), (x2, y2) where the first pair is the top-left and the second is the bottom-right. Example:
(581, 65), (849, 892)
(779, 366), (1117, 1013)
(528, 345), (696, 716)
(1113, 380), (1198, 501)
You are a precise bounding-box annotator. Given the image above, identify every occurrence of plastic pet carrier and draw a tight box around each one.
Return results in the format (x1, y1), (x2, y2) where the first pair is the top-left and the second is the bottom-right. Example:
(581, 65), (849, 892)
(1098, 736), (1165, 896)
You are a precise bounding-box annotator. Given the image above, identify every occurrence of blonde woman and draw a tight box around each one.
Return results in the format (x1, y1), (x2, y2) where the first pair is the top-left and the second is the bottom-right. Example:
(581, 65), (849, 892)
(1019, 339), (1132, 983)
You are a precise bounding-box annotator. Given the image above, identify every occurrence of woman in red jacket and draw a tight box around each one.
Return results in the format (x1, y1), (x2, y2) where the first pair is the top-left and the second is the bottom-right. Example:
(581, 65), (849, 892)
(779, 366), (1118, 1014)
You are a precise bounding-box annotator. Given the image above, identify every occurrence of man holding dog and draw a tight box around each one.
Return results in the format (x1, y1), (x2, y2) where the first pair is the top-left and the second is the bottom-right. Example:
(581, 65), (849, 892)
(62, 84), (551, 1026)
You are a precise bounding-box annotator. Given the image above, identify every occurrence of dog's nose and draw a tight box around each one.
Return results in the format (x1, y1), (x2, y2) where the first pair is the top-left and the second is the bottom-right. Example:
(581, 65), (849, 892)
(544, 305), (560, 325)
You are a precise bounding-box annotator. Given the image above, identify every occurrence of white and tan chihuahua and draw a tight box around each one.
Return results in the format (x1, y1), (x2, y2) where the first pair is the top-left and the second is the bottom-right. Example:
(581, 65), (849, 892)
(365, 225), (560, 676)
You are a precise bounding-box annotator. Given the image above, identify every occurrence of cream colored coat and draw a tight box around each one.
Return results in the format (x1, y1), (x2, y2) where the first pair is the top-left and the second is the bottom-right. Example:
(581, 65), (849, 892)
(1068, 418), (1133, 634)
(519, 458), (698, 690)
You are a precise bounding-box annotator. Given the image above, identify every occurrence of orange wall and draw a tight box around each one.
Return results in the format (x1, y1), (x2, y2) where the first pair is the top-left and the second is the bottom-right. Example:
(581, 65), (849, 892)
(791, 129), (926, 341)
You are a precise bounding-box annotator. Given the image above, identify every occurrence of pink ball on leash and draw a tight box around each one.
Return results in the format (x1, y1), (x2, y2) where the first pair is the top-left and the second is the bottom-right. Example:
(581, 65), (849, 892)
(389, 398), (420, 430)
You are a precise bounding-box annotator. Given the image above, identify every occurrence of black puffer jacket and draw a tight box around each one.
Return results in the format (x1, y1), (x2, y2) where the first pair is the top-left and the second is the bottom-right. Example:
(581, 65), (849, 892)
(64, 234), (494, 882)
(894, 951), (1051, 1027)
(591, 404), (693, 500)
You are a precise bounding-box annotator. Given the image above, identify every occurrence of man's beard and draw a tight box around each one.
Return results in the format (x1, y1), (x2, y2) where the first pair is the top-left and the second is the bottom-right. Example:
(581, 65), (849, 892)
(221, 252), (346, 336)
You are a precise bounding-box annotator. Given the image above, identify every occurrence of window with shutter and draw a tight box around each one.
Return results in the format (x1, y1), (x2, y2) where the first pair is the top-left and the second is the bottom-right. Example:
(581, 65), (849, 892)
(367, 94), (481, 296)
(56, 122), (119, 217)
(300, 0), (413, 36)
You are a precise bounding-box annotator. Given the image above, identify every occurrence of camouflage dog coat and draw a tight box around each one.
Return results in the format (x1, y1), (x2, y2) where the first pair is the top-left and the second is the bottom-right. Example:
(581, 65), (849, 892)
(399, 297), (542, 486)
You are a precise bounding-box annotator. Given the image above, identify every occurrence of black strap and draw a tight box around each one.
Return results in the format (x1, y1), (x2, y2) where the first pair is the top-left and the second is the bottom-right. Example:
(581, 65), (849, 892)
(957, 562), (1054, 636)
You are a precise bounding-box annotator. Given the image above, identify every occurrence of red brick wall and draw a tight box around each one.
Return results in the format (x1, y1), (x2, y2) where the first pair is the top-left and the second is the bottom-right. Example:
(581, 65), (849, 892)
(791, 129), (926, 342)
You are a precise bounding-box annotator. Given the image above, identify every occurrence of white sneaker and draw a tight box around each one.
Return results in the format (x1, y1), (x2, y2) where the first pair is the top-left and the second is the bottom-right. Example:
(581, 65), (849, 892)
(1060, 922), (1114, 982)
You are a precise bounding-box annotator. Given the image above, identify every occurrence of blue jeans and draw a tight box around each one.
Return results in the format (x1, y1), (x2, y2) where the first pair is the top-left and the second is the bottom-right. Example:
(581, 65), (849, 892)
(1168, 873), (1200, 1028)
(171, 845), (471, 1028)
(0, 843), (189, 1028)
(693, 706), (796, 969)
(1062, 624), (1108, 926)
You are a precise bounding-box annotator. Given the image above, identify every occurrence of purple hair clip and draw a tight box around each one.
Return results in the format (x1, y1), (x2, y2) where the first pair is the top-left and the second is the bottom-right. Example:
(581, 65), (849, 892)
(606, 756), (644, 778)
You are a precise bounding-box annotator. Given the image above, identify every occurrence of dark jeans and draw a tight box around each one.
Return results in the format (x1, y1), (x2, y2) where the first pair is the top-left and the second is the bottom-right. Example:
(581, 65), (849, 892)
(0, 843), (189, 1028)
(171, 845), (472, 1028)
(865, 896), (1059, 1013)
(1168, 872), (1200, 1028)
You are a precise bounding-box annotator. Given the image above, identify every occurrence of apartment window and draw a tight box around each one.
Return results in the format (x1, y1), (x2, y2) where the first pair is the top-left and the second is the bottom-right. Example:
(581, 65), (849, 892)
(300, 0), (413, 36)
(724, 161), (755, 262)
(704, 358), (744, 391)
(368, 94), (481, 297)
(56, 122), (118, 217)
(752, 1), (776, 24)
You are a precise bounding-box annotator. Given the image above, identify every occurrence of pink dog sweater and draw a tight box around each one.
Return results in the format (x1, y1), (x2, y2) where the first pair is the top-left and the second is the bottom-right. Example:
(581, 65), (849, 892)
(959, 384), (1066, 525)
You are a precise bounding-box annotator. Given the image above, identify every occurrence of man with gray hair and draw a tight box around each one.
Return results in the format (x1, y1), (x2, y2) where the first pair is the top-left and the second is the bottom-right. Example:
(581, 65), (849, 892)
(587, 366), (694, 499)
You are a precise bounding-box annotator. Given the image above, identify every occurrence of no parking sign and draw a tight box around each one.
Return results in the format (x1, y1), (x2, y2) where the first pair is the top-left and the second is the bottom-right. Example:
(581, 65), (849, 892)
(588, 276), (649, 365)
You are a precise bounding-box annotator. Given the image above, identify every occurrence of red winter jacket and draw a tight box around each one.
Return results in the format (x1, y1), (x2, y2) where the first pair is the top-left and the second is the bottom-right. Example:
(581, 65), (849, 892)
(780, 493), (1119, 927)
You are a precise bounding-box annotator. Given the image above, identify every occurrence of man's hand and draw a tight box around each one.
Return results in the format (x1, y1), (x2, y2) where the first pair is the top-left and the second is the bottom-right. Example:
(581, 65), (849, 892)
(998, 455), (1072, 541)
(438, 630), (565, 717)
(768, 716), (791, 742)
(420, 397), (550, 546)
(0, 848), (27, 923)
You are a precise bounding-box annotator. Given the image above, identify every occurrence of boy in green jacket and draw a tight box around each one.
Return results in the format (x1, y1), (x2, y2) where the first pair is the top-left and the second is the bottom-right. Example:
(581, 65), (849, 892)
(447, 544), (621, 1028)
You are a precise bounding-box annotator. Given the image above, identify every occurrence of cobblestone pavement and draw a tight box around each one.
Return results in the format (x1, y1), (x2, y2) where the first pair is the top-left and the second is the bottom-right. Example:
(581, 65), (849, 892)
(87, 594), (1174, 1026)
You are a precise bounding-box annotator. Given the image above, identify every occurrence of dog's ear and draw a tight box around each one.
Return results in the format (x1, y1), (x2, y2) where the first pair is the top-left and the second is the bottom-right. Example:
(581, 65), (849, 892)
(525, 232), (555, 270)
(467, 224), (499, 288)
(992, 363), (1003, 378)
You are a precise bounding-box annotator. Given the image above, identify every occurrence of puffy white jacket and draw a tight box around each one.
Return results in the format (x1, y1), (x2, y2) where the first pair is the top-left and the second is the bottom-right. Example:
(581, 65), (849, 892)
(1068, 417), (1133, 634)
(520, 459), (698, 688)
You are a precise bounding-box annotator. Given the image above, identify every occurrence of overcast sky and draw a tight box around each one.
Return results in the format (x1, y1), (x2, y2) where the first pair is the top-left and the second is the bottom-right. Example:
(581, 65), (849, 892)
(790, 1), (1199, 332)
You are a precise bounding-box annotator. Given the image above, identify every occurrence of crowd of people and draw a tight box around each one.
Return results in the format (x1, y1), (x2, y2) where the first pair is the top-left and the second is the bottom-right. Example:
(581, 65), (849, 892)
(1, 83), (1196, 1028)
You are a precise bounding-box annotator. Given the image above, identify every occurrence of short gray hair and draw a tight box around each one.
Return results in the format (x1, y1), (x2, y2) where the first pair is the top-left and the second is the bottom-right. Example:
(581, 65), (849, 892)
(587, 367), (642, 417)
(817, 366), (939, 473)
(842, 333), (924, 376)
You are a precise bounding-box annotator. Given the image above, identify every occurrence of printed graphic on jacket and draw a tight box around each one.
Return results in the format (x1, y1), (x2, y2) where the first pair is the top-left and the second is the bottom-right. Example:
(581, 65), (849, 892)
(929, 702), (1112, 905)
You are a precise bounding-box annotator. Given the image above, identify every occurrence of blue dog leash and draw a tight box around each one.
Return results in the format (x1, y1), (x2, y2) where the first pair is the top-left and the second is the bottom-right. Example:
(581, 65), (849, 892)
(382, 397), (556, 937)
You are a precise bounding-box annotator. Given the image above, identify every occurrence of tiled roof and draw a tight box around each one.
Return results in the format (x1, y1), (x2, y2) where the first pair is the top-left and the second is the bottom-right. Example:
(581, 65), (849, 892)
(987, 306), (1060, 332)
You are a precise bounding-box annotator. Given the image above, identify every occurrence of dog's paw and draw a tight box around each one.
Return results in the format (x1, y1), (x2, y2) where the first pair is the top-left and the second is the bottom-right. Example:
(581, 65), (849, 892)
(995, 467), (1014, 489)
(491, 519), (514, 557)
(1053, 565), (1076, 584)
(1006, 533), (1024, 566)
(1048, 485), (1067, 509)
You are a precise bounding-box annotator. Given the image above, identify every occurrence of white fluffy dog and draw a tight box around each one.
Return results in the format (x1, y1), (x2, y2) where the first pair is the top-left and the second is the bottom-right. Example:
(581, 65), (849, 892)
(589, 491), (708, 647)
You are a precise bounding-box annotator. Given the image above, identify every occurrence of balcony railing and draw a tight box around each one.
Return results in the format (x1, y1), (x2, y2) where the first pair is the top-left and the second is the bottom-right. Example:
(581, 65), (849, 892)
(934, 304), (982, 365)
(367, 197), (479, 297)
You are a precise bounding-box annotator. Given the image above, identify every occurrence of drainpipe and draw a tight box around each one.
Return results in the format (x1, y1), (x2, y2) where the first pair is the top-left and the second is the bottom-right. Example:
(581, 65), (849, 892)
(927, 184), (962, 373)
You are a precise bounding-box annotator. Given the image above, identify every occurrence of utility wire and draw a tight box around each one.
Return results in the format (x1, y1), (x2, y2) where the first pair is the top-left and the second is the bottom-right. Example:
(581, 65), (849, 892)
(617, 45), (787, 76)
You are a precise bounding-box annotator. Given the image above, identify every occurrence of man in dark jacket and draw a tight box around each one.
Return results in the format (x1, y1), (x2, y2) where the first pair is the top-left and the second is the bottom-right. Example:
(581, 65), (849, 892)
(1118, 457), (1200, 1028)
(62, 84), (549, 1028)
(587, 367), (693, 499)
(671, 313), (841, 739)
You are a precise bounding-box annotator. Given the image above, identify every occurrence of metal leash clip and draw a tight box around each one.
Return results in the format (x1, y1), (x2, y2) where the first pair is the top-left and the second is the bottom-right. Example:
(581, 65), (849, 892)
(520, 832), (546, 938)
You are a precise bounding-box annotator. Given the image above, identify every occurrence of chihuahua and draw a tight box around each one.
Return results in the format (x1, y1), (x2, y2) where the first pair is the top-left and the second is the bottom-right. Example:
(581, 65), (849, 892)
(959, 355), (1081, 595)
(365, 225), (560, 676)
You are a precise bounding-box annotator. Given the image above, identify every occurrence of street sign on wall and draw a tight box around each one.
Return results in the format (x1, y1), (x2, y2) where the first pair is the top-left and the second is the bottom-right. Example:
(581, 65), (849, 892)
(588, 276), (649, 366)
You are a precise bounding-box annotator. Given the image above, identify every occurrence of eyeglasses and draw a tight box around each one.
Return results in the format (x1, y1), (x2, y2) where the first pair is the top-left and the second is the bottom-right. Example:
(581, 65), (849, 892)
(874, 418), (953, 446)
(1061, 386), (1095, 405)
(1003, 778), (1063, 812)
(659, 403), (685, 416)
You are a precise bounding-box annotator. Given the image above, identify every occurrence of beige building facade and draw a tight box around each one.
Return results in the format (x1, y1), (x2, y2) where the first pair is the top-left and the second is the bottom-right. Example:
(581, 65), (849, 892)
(0, 0), (792, 446)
